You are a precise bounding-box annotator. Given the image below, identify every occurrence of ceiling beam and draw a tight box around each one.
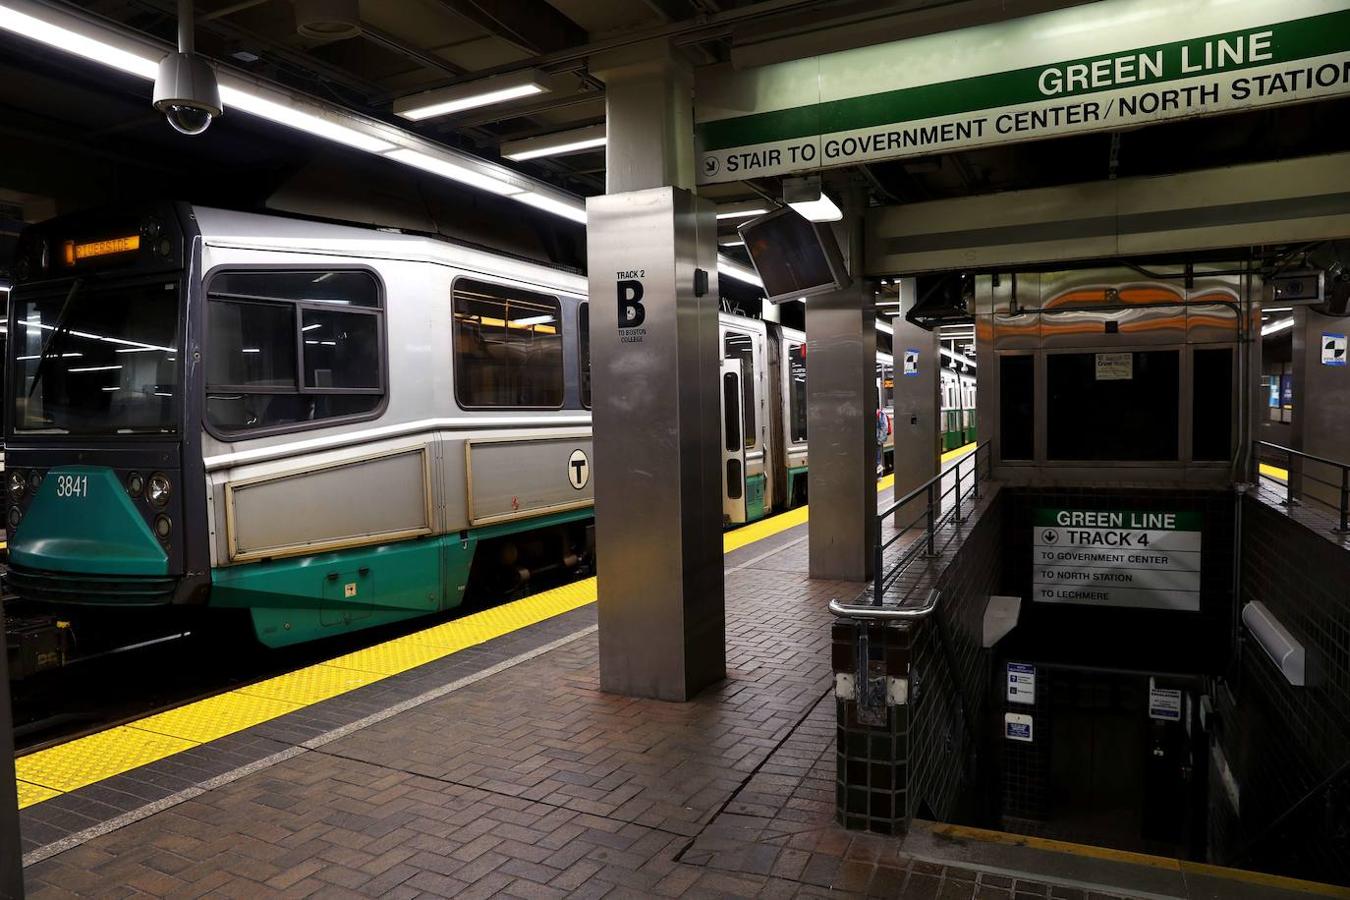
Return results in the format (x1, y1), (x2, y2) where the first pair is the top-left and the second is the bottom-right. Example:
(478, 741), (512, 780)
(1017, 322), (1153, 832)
(428, 0), (588, 56)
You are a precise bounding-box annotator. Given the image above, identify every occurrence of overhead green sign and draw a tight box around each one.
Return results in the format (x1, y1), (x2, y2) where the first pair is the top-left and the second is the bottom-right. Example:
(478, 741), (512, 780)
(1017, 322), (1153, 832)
(694, 0), (1350, 184)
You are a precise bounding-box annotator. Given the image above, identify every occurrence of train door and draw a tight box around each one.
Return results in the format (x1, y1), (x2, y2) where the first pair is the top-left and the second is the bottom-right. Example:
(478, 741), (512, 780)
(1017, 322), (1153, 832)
(721, 359), (748, 524)
(723, 326), (766, 520)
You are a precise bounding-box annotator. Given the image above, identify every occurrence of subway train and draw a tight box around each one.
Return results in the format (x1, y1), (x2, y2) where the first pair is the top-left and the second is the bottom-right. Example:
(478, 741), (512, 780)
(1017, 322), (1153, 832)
(940, 354), (977, 451)
(2, 204), (910, 655)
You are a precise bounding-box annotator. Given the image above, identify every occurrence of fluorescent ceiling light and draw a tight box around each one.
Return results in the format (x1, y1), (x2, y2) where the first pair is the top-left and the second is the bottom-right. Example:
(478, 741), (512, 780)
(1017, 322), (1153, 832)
(784, 176), (843, 223)
(718, 257), (763, 287)
(515, 190), (587, 224)
(0, 5), (157, 78)
(1264, 306), (1293, 312)
(875, 319), (894, 335)
(386, 148), (523, 197)
(221, 86), (394, 154)
(394, 70), (550, 121)
(502, 124), (605, 162)
(512, 315), (555, 326)
(0, 1), (596, 229)
(787, 193), (842, 223)
(715, 205), (769, 220)
(719, 238), (745, 247)
(1262, 317), (1294, 336)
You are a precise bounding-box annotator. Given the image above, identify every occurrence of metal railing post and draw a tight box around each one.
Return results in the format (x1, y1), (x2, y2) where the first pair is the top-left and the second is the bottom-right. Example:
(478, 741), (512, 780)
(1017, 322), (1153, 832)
(953, 461), (963, 526)
(925, 481), (936, 557)
(1340, 467), (1349, 534)
(1, 595), (25, 899)
(1287, 447), (1296, 507)
(972, 446), (981, 499)
(873, 530), (883, 605)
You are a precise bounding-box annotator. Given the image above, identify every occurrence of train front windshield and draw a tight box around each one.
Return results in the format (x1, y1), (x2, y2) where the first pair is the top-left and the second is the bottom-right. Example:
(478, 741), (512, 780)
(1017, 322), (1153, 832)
(11, 280), (180, 436)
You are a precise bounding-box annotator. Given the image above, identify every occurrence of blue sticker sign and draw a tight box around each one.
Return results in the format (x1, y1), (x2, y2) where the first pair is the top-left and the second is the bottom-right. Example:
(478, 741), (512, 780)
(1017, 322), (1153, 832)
(1005, 712), (1033, 742)
(1323, 333), (1347, 367)
(1006, 662), (1036, 705)
(904, 348), (920, 376)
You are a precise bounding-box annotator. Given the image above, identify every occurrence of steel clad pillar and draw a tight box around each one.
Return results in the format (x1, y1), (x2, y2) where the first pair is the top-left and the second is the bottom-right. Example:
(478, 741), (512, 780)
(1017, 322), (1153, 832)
(1291, 306), (1350, 517)
(891, 280), (940, 515)
(807, 194), (877, 581)
(1, 599), (24, 899)
(588, 42), (725, 700)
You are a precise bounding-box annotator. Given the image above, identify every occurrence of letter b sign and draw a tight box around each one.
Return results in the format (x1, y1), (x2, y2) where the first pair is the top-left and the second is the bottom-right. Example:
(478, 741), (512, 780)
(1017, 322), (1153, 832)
(617, 279), (645, 328)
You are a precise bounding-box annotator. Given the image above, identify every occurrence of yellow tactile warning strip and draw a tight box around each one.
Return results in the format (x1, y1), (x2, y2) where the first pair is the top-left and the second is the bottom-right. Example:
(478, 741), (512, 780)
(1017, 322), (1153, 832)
(14, 489), (827, 810)
(14, 781), (59, 808)
(15, 727), (195, 795)
(941, 441), (977, 466)
(931, 824), (1350, 898)
(1260, 462), (1290, 482)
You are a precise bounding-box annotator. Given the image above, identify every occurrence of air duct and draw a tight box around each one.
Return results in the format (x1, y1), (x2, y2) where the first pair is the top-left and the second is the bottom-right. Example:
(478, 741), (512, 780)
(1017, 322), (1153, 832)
(294, 0), (361, 41)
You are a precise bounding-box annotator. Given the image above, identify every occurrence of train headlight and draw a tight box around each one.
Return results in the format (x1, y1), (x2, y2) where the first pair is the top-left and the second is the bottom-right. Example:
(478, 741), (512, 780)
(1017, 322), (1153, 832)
(127, 472), (145, 499)
(8, 471), (25, 501)
(7, 505), (20, 529)
(28, 471), (42, 493)
(147, 473), (172, 507)
(153, 514), (172, 542)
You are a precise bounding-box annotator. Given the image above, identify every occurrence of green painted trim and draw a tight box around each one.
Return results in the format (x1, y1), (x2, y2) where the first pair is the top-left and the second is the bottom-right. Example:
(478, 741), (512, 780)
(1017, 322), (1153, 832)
(745, 472), (767, 523)
(211, 507), (595, 648)
(9, 466), (168, 576)
(697, 11), (1350, 151)
(786, 465), (809, 476)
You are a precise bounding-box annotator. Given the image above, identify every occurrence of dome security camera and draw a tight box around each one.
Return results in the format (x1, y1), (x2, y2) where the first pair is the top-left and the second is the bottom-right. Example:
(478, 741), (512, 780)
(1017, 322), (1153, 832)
(153, 51), (222, 136)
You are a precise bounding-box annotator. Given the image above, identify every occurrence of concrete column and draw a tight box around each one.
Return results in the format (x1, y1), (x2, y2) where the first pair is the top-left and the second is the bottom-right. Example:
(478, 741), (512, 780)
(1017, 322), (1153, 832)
(588, 43), (725, 700)
(1, 597), (23, 898)
(1291, 307), (1350, 520)
(807, 200), (877, 580)
(595, 41), (695, 194)
(891, 280), (940, 514)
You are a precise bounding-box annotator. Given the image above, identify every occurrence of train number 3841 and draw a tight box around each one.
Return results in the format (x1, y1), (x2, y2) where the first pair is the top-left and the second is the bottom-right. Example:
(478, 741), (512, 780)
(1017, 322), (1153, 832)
(55, 475), (89, 498)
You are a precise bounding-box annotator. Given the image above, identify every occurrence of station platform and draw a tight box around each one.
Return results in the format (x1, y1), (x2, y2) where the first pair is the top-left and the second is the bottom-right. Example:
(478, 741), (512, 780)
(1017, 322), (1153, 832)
(13, 455), (1344, 899)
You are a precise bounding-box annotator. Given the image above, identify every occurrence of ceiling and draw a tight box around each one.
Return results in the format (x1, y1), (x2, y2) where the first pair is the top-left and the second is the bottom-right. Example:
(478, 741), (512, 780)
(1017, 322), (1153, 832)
(0, 0), (1348, 286)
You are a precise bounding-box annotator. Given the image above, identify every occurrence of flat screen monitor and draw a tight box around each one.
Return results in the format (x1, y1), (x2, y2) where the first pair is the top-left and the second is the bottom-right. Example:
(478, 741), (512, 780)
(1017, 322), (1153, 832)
(737, 208), (849, 304)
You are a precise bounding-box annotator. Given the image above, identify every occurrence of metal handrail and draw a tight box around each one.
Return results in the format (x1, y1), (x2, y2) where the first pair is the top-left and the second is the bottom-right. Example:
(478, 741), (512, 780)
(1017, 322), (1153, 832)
(871, 441), (992, 605)
(1255, 440), (1350, 533)
(829, 589), (940, 621)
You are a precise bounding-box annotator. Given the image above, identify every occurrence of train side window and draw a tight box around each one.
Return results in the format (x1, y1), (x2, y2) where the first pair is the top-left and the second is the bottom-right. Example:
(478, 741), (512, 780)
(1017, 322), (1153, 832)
(723, 331), (756, 448)
(579, 303), (591, 409)
(205, 269), (385, 436)
(207, 300), (296, 390)
(453, 279), (564, 409)
(301, 308), (380, 389)
(723, 372), (741, 451)
(787, 342), (807, 443)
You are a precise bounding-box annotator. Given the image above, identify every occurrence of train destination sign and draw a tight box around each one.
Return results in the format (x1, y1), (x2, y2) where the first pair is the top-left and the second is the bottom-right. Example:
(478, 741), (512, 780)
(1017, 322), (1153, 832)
(1032, 508), (1202, 611)
(694, 0), (1350, 184)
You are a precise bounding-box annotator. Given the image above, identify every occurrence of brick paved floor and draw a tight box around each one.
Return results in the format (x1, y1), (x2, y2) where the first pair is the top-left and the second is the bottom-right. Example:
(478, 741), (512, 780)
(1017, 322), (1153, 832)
(19, 517), (1146, 898)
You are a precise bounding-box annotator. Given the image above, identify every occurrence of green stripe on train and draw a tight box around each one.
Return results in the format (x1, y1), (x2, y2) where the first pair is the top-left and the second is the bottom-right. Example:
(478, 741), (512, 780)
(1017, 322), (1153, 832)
(209, 508), (592, 648)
